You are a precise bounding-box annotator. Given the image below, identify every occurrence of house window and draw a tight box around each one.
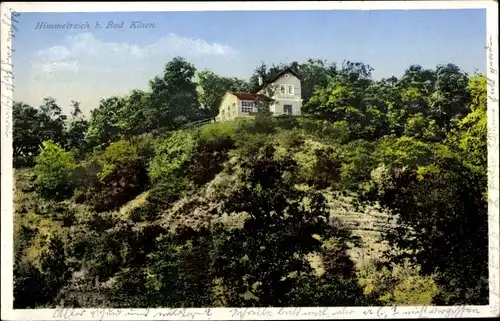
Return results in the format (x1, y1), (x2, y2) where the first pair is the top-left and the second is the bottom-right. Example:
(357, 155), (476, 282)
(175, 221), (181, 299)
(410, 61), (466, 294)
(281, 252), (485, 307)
(280, 85), (285, 94)
(288, 85), (294, 95)
(241, 101), (254, 113)
(284, 104), (293, 115)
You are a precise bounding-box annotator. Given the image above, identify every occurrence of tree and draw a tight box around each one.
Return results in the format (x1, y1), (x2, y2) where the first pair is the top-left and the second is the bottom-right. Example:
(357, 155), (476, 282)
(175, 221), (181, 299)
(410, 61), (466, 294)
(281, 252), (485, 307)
(13, 102), (44, 167)
(147, 57), (201, 130)
(211, 145), (364, 306)
(429, 64), (470, 130)
(145, 231), (214, 307)
(38, 97), (67, 145)
(65, 101), (89, 156)
(364, 141), (488, 305)
(13, 98), (69, 167)
(85, 96), (126, 149)
(117, 90), (151, 137)
(297, 59), (337, 104)
(92, 139), (150, 212)
(148, 130), (199, 184)
(33, 140), (77, 199)
(446, 73), (487, 175)
(197, 70), (249, 119)
(304, 61), (375, 139)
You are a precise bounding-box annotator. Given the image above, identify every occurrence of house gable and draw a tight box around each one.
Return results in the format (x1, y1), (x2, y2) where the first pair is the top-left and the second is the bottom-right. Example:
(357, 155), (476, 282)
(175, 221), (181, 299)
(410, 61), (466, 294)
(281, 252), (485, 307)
(257, 71), (302, 102)
(217, 92), (239, 121)
(254, 67), (302, 93)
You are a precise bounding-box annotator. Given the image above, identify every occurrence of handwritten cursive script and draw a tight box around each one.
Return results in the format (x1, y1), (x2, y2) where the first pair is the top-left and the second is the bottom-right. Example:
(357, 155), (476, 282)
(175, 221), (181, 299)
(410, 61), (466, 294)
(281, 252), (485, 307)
(486, 28), (500, 317)
(41, 306), (490, 320)
(53, 308), (213, 320)
(487, 35), (498, 103)
(1, 7), (20, 138)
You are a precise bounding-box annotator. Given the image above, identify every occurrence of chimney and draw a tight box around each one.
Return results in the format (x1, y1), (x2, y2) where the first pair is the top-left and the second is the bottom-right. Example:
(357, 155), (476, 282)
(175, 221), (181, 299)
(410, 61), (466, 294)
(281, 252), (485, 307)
(258, 76), (263, 86)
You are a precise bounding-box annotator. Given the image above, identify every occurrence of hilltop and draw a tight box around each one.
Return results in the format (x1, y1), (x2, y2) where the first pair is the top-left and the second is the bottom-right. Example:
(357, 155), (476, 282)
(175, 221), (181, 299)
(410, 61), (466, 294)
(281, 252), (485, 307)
(12, 58), (489, 308)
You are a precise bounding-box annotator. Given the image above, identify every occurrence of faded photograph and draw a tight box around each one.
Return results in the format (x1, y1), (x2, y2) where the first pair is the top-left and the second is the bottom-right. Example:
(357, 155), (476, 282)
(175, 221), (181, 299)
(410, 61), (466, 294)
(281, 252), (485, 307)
(10, 8), (489, 309)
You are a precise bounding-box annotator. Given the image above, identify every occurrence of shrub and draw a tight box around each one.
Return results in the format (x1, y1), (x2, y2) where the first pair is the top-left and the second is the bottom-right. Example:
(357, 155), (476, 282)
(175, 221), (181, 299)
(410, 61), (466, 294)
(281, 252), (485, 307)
(198, 122), (236, 149)
(131, 178), (191, 221)
(185, 122), (240, 186)
(129, 133), (158, 161)
(186, 145), (231, 186)
(93, 139), (149, 212)
(358, 259), (440, 305)
(376, 136), (434, 167)
(149, 131), (198, 184)
(294, 140), (342, 189)
(273, 115), (301, 130)
(33, 141), (77, 199)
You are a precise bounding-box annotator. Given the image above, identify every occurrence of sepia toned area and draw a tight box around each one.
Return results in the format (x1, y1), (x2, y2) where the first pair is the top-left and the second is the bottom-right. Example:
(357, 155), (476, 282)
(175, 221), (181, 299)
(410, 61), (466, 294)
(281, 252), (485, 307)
(11, 9), (489, 309)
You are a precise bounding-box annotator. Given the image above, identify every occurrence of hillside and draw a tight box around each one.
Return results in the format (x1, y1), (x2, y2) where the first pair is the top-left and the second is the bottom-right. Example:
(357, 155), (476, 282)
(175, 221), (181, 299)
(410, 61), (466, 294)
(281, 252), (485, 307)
(13, 114), (486, 308)
(12, 59), (489, 308)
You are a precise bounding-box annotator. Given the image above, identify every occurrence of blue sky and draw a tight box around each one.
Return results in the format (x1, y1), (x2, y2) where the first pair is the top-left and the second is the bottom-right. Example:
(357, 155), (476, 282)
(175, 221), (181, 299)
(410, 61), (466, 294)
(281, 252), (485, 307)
(13, 9), (486, 115)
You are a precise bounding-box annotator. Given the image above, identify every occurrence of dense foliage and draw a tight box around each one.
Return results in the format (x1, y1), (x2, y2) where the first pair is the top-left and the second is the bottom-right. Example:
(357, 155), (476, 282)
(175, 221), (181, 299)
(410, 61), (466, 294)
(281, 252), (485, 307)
(12, 57), (489, 308)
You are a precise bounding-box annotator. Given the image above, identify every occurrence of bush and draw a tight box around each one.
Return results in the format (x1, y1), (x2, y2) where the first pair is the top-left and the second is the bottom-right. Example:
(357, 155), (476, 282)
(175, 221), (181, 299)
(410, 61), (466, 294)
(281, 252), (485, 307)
(376, 136), (434, 167)
(93, 139), (149, 212)
(297, 118), (349, 143)
(273, 115), (301, 130)
(129, 133), (158, 160)
(358, 259), (440, 305)
(184, 122), (240, 186)
(33, 141), (77, 199)
(131, 178), (191, 222)
(293, 140), (342, 189)
(198, 122), (236, 149)
(149, 131), (198, 184)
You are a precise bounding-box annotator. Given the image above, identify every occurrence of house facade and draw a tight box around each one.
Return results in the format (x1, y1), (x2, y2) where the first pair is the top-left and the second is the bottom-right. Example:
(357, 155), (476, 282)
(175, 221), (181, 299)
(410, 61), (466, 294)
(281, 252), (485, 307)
(216, 67), (303, 122)
(215, 92), (273, 122)
(256, 67), (303, 117)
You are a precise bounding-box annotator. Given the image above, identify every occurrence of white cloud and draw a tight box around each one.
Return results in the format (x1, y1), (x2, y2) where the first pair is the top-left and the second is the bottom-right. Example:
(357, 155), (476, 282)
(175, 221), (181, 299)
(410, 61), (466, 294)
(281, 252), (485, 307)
(36, 46), (72, 62)
(30, 32), (238, 76)
(21, 32), (239, 116)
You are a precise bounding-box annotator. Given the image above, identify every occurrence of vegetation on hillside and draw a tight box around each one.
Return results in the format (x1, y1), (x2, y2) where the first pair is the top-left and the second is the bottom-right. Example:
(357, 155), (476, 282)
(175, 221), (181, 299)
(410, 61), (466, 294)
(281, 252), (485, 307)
(12, 57), (488, 308)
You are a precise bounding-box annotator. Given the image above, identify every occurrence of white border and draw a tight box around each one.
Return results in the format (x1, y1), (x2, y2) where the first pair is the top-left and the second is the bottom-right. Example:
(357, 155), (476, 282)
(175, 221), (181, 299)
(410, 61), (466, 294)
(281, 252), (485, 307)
(1, 1), (498, 320)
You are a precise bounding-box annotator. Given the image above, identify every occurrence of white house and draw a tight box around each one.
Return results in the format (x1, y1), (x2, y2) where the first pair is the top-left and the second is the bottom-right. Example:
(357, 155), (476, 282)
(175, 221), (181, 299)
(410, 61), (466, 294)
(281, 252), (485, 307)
(216, 67), (303, 122)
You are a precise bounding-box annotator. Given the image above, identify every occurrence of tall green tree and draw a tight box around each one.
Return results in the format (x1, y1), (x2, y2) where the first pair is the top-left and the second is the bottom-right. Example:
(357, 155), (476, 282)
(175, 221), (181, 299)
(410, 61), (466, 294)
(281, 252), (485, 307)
(38, 97), (67, 145)
(197, 70), (249, 118)
(297, 59), (337, 103)
(117, 90), (151, 136)
(446, 73), (487, 175)
(13, 102), (44, 167)
(429, 64), (471, 131)
(304, 61), (376, 139)
(65, 101), (89, 156)
(85, 96), (126, 149)
(147, 57), (201, 130)
(212, 145), (364, 306)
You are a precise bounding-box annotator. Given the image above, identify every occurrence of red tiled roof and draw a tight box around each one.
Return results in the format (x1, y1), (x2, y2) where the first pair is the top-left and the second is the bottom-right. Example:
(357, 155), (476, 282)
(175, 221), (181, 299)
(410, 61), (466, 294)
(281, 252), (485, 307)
(231, 92), (273, 101)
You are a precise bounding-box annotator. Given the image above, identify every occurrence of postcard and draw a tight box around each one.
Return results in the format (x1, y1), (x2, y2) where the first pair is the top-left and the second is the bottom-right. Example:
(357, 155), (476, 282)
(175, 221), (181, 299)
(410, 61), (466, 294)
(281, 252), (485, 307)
(1, 1), (499, 320)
